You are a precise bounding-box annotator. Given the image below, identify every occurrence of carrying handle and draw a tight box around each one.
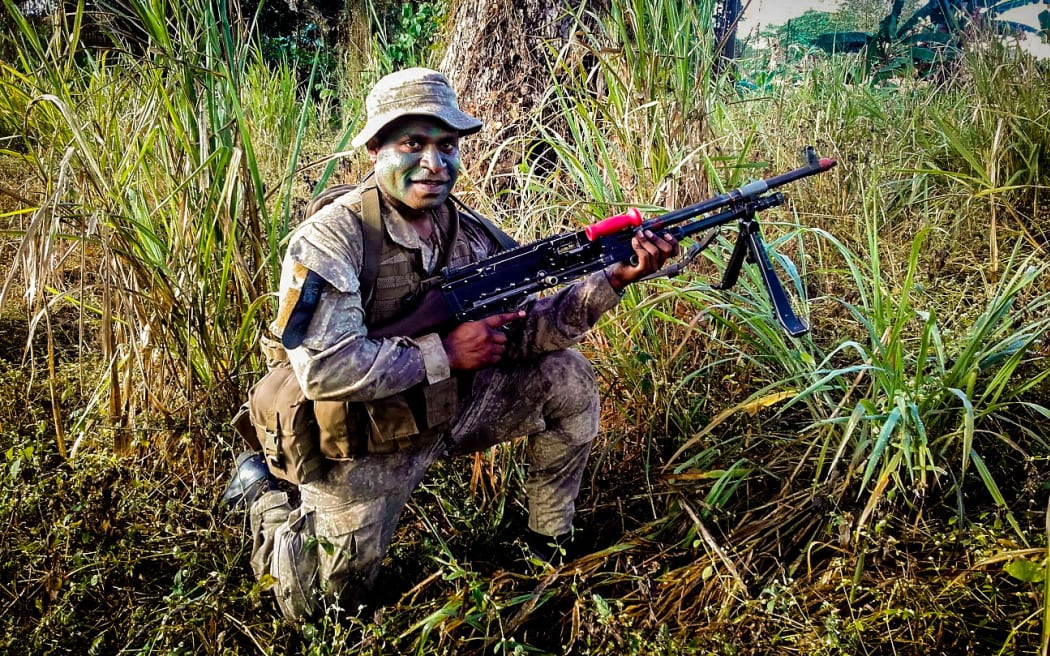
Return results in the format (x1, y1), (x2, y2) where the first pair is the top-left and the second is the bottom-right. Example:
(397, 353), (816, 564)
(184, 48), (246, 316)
(584, 207), (643, 240)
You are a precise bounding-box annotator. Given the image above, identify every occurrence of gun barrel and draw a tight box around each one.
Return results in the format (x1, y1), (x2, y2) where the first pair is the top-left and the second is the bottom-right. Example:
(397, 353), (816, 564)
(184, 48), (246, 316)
(584, 150), (837, 240)
(650, 156), (835, 230)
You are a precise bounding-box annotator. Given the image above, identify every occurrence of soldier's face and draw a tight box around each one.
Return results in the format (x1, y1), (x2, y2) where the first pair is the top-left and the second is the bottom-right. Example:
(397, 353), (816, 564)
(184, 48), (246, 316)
(368, 117), (461, 217)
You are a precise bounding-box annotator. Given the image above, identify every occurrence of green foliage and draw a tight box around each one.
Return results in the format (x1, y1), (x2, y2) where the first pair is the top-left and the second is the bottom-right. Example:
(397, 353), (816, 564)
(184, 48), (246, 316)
(526, 0), (719, 218)
(837, 0), (917, 33)
(0, 430), (264, 654)
(770, 0), (986, 81)
(260, 23), (338, 87)
(370, 0), (447, 74)
(0, 0), (330, 428)
(766, 9), (850, 49)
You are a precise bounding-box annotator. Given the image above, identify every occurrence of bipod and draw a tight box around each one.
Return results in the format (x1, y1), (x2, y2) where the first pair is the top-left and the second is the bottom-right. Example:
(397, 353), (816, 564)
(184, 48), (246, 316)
(713, 199), (809, 337)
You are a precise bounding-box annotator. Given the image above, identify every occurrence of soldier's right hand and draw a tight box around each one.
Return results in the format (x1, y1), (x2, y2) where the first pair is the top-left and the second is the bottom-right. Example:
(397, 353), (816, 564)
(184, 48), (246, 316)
(442, 310), (526, 370)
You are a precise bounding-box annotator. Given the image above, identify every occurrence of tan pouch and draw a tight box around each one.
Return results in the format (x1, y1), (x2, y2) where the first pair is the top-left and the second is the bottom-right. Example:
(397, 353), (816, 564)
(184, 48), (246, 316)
(421, 377), (458, 430)
(313, 400), (366, 459)
(230, 402), (261, 451)
(248, 362), (324, 485)
(361, 378), (458, 454)
(363, 394), (420, 454)
(299, 379), (462, 459)
(314, 394), (420, 457)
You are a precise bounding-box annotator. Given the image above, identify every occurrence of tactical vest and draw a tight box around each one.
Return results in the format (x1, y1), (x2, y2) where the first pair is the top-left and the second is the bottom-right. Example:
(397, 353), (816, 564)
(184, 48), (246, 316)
(364, 200), (475, 326)
(316, 185), (473, 456)
(236, 182), (517, 482)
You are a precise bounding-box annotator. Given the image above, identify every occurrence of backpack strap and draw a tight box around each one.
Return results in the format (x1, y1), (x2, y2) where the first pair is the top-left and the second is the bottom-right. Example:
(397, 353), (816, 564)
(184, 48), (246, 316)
(358, 183), (383, 307)
(357, 188), (515, 303)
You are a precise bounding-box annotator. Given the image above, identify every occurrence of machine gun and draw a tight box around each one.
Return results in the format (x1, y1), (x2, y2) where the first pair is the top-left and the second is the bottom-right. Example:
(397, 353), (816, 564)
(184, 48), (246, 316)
(371, 147), (837, 340)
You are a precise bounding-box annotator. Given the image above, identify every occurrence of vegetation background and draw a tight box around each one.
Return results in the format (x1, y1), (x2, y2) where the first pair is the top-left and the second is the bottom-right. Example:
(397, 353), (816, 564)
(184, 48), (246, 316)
(1, 0), (1048, 654)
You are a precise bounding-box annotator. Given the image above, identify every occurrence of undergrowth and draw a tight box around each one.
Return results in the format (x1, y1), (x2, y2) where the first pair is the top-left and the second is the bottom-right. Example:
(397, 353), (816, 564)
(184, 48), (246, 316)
(1, 0), (1048, 654)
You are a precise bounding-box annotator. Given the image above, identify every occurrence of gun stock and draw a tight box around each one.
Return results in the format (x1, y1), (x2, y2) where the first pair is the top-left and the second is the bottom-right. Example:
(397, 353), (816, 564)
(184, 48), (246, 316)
(368, 287), (452, 339)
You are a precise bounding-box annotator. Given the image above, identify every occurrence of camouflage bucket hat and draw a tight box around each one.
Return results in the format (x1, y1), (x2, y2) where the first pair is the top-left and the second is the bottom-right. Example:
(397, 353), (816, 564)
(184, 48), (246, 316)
(351, 67), (482, 149)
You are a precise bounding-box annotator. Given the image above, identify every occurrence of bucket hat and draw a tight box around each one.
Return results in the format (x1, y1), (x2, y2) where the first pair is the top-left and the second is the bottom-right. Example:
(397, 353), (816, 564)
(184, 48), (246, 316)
(351, 67), (482, 149)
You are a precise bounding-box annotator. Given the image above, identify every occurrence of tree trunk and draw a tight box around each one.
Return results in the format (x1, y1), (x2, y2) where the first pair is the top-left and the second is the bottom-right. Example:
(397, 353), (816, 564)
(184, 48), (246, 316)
(714, 0), (742, 74)
(438, 0), (599, 178)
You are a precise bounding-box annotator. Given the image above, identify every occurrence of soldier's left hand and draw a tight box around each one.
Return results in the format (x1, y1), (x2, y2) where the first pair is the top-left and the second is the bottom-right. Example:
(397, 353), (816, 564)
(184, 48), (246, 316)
(606, 230), (679, 291)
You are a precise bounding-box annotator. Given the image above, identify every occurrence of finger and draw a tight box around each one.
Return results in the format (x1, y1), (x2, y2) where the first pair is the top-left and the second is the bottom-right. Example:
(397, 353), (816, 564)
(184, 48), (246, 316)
(653, 232), (678, 258)
(490, 331), (508, 345)
(640, 230), (663, 249)
(636, 231), (661, 260)
(482, 309), (526, 328)
(664, 232), (681, 256)
(489, 344), (505, 363)
(630, 235), (642, 266)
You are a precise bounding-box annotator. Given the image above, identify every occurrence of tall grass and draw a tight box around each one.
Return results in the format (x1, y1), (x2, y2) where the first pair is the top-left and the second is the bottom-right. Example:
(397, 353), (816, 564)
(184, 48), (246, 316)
(0, 0), (331, 448)
(1, 0), (1048, 653)
(510, 7), (1050, 644)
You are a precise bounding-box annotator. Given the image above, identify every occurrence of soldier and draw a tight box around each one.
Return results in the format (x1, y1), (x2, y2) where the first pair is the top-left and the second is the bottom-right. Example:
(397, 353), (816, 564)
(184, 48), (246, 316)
(228, 67), (678, 620)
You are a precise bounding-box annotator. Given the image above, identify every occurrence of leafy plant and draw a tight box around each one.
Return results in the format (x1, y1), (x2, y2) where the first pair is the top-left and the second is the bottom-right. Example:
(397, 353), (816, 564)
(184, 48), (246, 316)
(369, 0), (447, 74)
(811, 0), (972, 81)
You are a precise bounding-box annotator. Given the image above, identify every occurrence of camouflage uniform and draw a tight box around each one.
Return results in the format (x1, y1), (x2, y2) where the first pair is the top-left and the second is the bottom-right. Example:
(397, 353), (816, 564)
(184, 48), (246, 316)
(249, 184), (624, 619)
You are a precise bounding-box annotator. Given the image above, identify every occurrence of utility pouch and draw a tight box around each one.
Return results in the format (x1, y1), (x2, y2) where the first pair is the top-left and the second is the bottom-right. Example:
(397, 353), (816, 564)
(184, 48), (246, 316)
(313, 400), (367, 459)
(362, 377), (459, 453)
(248, 362), (324, 485)
(230, 402), (261, 451)
(314, 384), (454, 457)
(314, 395), (419, 457)
(362, 394), (420, 454)
(270, 506), (320, 621)
(422, 377), (458, 432)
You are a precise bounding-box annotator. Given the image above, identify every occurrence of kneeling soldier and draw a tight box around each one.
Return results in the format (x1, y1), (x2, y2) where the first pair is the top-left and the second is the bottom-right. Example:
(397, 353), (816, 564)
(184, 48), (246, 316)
(230, 67), (677, 620)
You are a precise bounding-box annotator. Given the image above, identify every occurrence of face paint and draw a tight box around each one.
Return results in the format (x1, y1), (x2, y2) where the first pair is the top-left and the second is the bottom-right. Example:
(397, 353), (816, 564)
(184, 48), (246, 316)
(368, 117), (461, 220)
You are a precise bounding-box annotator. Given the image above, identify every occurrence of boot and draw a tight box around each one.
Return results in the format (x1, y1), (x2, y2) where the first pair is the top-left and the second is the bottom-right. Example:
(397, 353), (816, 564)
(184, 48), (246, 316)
(524, 529), (576, 567)
(222, 450), (279, 510)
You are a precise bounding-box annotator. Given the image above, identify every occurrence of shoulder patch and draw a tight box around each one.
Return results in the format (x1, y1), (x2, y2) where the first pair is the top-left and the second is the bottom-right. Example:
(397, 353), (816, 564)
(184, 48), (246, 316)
(279, 268), (328, 349)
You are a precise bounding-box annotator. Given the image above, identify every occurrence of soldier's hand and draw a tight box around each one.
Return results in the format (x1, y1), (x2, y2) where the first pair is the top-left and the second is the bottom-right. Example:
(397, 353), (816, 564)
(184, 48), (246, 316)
(606, 230), (679, 291)
(442, 310), (525, 370)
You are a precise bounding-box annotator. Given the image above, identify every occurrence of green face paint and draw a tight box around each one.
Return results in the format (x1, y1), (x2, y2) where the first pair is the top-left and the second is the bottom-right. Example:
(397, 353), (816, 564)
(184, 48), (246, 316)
(368, 117), (461, 219)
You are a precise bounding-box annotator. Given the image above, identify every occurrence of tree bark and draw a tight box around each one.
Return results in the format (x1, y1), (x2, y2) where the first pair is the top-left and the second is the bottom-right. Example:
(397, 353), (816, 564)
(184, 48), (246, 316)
(714, 0), (742, 74)
(438, 0), (599, 178)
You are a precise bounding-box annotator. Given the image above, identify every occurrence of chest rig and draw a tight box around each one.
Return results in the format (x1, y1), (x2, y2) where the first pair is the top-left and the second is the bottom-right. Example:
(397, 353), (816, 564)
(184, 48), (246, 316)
(313, 182), (517, 456)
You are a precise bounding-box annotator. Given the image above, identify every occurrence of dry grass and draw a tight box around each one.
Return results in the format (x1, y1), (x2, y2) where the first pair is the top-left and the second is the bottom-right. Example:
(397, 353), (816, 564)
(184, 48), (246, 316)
(1, 1), (1048, 654)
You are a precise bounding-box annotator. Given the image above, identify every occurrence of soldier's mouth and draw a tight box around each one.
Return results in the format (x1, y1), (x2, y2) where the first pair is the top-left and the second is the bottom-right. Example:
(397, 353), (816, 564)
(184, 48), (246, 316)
(411, 179), (450, 192)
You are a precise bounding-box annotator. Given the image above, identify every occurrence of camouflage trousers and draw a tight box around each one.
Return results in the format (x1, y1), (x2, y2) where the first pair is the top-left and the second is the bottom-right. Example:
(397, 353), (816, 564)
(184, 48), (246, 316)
(249, 348), (599, 620)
